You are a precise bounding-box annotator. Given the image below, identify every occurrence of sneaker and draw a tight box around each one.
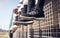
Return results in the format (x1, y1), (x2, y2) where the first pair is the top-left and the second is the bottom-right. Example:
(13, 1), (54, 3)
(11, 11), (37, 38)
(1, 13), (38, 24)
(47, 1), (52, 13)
(20, 10), (45, 19)
(20, 15), (35, 20)
(20, 0), (45, 19)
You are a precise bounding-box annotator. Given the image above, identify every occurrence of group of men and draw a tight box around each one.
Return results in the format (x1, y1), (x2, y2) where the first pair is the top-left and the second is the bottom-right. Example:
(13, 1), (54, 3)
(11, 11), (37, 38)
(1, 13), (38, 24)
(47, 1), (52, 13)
(9, 0), (45, 38)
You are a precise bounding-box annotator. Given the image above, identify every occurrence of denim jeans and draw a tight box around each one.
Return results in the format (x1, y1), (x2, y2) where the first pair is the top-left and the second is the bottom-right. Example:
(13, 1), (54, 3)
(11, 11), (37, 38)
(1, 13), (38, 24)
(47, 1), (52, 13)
(9, 31), (13, 38)
(27, 0), (35, 13)
(27, 0), (45, 13)
(19, 0), (45, 15)
(21, 5), (27, 16)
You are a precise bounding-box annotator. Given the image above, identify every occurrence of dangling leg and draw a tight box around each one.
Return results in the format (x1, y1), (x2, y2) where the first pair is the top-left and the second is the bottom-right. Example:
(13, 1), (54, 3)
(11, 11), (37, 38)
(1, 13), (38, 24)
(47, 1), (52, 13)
(15, 0), (34, 24)
(27, 0), (35, 13)
(20, 0), (35, 16)
(9, 30), (13, 38)
(21, 0), (45, 18)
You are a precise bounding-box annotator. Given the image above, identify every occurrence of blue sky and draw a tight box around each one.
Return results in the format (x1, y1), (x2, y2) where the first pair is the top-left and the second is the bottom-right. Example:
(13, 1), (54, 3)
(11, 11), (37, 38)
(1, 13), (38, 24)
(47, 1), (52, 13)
(0, 0), (19, 30)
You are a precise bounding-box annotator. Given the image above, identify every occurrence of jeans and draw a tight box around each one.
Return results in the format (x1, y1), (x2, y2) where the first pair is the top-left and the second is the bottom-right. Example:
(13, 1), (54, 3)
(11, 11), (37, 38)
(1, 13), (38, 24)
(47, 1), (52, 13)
(9, 31), (13, 38)
(21, 5), (27, 16)
(19, 0), (45, 14)
(27, 0), (45, 13)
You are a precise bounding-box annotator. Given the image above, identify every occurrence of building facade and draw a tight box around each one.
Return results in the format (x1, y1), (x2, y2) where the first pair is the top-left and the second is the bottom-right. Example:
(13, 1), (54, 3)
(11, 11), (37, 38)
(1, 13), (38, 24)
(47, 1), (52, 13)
(42, 0), (60, 38)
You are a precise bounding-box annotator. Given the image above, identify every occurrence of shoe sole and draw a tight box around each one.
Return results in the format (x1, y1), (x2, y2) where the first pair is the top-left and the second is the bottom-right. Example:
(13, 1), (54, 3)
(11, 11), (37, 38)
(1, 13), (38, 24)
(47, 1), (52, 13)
(35, 17), (45, 21)
(20, 15), (35, 20)
(13, 21), (33, 25)
(20, 15), (45, 21)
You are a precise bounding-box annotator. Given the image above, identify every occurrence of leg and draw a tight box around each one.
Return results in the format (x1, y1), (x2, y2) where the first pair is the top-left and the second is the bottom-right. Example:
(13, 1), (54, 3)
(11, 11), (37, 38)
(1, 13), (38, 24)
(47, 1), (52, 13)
(21, 0), (28, 16)
(28, 0), (45, 18)
(27, 0), (35, 13)
(21, 0), (45, 18)
(21, 5), (27, 16)
(21, 0), (35, 15)
(18, 0), (33, 23)
(35, 0), (45, 10)
(9, 31), (13, 38)
(14, 0), (34, 24)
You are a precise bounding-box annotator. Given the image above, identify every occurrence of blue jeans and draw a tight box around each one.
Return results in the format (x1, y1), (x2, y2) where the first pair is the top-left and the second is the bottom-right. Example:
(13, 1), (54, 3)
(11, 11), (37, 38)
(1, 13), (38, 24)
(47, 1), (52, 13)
(9, 32), (13, 38)
(27, 0), (45, 13)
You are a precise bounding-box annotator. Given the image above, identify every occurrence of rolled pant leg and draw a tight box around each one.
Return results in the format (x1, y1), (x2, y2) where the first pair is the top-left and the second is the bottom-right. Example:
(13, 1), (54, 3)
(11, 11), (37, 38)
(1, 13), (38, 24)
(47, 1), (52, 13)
(18, 0), (24, 13)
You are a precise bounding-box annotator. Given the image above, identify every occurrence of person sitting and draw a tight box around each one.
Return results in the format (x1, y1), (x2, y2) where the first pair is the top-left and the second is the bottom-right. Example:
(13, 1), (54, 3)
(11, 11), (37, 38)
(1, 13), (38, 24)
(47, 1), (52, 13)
(14, 0), (33, 24)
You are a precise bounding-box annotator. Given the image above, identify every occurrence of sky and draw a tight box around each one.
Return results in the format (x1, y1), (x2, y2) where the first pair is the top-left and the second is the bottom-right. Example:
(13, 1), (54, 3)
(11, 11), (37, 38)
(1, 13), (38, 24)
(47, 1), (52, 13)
(0, 0), (19, 30)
